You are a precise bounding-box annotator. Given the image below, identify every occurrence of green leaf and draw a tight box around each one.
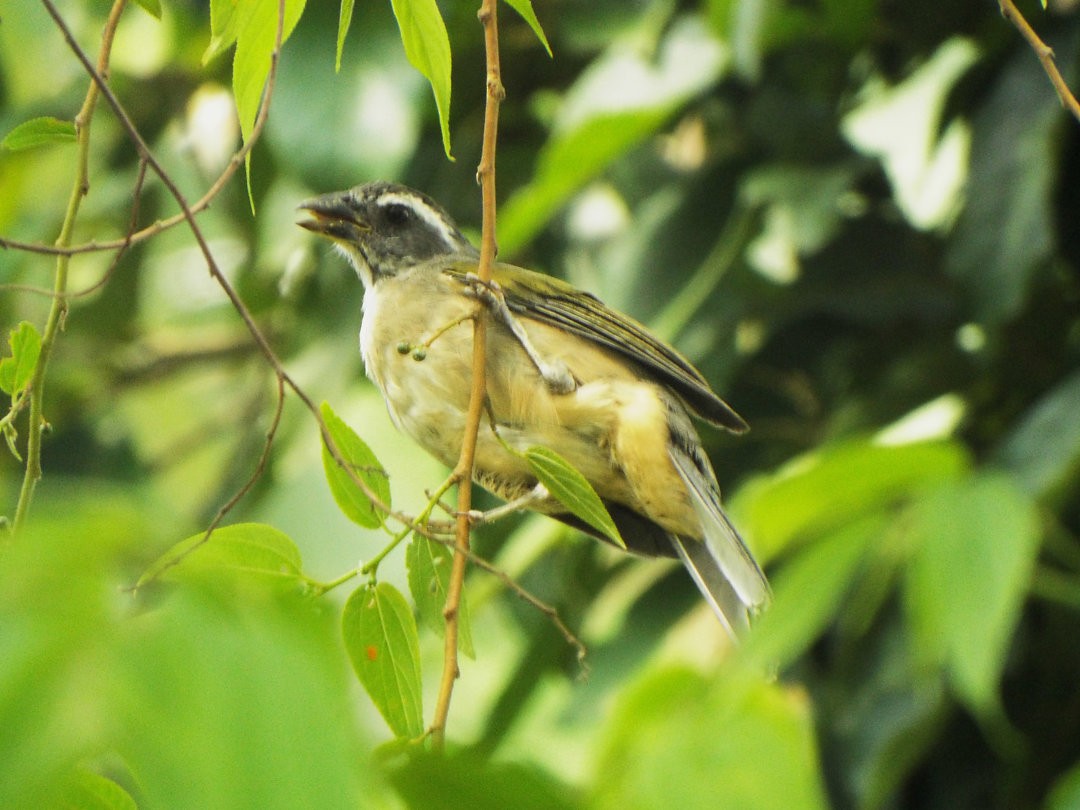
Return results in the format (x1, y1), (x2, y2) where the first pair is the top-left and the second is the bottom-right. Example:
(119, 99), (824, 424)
(118, 586), (367, 808)
(739, 513), (883, 674)
(0, 511), (366, 809)
(944, 41), (1061, 322)
(335, 0), (356, 72)
(904, 473), (1041, 716)
(320, 401), (390, 529)
(390, 751), (579, 810)
(502, 0), (552, 57)
(594, 667), (830, 810)
(131, 0), (162, 19)
(1, 117), (76, 151)
(1047, 761), (1080, 810)
(500, 109), (670, 253)
(525, 446), (625, 549)
(342, 582), (424, 738)
(60, 769), (137, 810)
(824, 616), (949, 810)
(204, 0), (307, 209)
(406, 535), (474, 658)
(204, 0), (243, 62)
(499, 18), (726, 252)
(730, 439), (969, 560)
(0, 321), (42, 396)
(995, 368), (1080, 502)
(389, 0), (453, 159)
(138, 523), (304, 588)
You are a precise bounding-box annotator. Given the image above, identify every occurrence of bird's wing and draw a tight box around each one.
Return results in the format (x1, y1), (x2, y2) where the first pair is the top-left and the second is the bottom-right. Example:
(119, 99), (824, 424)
(442, 261), (747, 432)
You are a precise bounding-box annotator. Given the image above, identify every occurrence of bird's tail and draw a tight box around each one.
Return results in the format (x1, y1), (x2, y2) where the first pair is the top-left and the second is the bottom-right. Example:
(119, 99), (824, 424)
(668, 448), (771, 639)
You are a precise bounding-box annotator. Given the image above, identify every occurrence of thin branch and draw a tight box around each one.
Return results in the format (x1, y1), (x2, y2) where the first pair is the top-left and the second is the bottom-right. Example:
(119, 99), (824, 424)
(431, 0), (506, 748)
(0, 157), (150, 301)
(999, 0), (1080, 123)
(0, 38), (277, 260)
(138, 374), (288, 584)
(448, 537), (587, 670)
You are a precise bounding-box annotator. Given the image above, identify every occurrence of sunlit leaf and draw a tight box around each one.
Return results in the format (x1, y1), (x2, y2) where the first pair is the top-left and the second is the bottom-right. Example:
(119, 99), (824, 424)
(204, 0), (242, 62)
(389, 0), (452, 158)
(60, 769), (137, 810)
(502, 0), (551, 57)
(391, 751), (579, 810)
(525, 446), (624, 549)
(119, 585), (366, 807)
(1, 117), (75, 151)
(335, 0), (356, 72)
(406, 535), (474, 658)
(320, 402), (390, 528)
(0, 322), (41, 396)
(1, 514), (365, 808)
(500, 109), (670, 253)
(731, 439), (970, 560)
(138, 523), (304, 588)
(131, 0), (162, 20)
(1047, 762), (1080, 810)
(204, 0), (307, 208)
(739, 513), (883, 673)
(342, 582), (424, 738)
(594, 667), (829, 810)
(904, 473), (1041, 716)
(499, 19), (725, 252)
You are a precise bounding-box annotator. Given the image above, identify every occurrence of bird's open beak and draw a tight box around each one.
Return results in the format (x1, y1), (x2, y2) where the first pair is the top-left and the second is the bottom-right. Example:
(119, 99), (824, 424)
(297, 193), (369, 243)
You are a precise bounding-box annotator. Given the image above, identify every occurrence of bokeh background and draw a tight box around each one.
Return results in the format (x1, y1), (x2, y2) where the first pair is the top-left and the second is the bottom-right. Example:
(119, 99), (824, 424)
(2, 0), (1079, 807)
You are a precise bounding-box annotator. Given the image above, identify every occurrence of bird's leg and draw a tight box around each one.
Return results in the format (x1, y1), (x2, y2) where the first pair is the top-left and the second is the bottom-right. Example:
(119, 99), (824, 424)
(467, 482), (551, 524)
(464, 274), (577, 395)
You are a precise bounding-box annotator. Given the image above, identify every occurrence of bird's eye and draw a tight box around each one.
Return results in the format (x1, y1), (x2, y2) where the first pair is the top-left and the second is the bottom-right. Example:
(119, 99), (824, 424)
(383, 203), (411, 227)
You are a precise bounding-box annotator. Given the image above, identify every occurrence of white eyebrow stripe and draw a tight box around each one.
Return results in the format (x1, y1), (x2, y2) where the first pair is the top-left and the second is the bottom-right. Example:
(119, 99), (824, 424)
(379, 191), (458, 251)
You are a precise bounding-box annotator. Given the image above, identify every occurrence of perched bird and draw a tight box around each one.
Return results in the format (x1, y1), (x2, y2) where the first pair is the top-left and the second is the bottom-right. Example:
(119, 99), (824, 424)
(299, 181), (769, 637)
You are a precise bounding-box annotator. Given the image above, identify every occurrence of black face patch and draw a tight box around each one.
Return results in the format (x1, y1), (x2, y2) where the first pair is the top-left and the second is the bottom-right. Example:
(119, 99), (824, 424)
(380, 202), (413, 229)
(344, 183), (477, 277)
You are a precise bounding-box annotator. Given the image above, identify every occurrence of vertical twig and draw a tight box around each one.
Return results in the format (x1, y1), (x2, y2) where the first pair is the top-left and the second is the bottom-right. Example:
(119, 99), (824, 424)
(430, 0), (504, 748)
(12, 0), (128, 535)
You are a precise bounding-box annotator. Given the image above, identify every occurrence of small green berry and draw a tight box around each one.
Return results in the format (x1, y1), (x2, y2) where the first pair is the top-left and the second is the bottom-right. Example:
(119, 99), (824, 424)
(411, 347), (427, 361)
(396, 342), (411, 355)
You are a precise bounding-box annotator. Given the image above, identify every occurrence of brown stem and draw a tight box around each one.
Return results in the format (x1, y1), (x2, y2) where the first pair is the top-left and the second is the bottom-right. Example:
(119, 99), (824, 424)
(430, 0), (503, 748)
(999, 0), (1080, 123)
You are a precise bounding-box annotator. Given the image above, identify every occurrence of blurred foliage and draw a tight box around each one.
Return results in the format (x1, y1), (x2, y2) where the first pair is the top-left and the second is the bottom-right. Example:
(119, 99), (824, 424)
(2, 0), (1080, 808)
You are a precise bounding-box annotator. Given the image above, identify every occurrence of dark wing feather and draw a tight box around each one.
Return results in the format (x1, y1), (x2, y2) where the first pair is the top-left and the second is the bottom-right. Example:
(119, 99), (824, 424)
(444, 261), (748, 432)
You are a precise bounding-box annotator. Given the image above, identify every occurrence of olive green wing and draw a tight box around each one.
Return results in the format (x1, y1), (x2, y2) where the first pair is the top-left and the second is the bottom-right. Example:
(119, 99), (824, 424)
(444, 261), (747, 432)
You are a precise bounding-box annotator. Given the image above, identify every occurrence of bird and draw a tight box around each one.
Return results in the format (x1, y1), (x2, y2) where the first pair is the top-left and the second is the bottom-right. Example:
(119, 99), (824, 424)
(298, 181), (770, 637)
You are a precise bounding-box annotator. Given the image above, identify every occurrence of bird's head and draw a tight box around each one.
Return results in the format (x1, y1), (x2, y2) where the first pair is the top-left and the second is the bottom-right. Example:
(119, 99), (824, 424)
(299, 181), (476, 287)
